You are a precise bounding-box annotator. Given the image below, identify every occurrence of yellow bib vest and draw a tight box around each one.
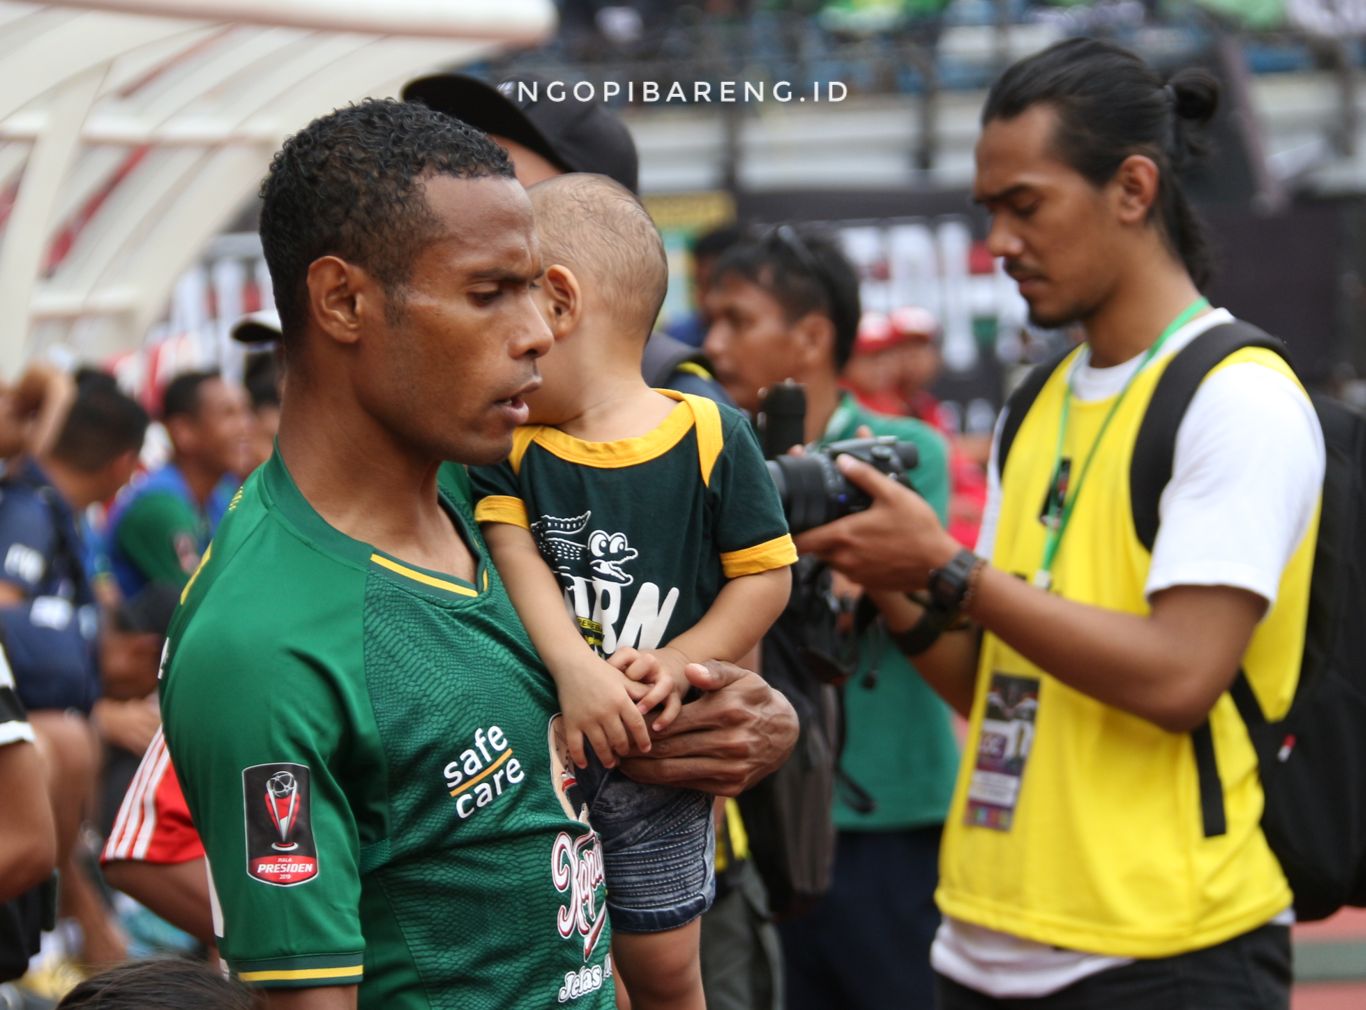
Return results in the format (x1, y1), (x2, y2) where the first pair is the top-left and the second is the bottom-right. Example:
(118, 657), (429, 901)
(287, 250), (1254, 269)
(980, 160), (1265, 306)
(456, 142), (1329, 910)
(936, 343), (1319, 957)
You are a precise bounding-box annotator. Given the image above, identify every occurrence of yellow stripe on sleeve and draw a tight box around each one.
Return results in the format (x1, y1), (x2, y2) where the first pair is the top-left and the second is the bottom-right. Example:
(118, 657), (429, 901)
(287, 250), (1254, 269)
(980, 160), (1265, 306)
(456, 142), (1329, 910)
(473, 495), (530, 529)
(720, 534), (798, 578)
(238, 965), (364, 983)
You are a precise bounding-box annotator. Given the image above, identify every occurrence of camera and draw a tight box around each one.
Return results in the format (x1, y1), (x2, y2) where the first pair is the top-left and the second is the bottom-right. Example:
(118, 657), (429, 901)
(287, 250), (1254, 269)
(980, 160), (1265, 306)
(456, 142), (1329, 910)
(766, 437), (919, 535)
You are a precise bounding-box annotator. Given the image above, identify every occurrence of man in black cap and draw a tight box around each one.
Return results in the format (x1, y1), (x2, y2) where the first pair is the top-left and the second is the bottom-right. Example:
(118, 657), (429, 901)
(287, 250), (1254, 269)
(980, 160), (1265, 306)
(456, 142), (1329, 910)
(401, 71), (733, 407)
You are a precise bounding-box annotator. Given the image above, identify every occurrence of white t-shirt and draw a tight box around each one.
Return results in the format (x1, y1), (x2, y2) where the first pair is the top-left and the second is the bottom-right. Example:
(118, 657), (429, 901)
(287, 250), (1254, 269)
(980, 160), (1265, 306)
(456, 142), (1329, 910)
(934, 308), (1323, 998)
(0, 643), (34, 746)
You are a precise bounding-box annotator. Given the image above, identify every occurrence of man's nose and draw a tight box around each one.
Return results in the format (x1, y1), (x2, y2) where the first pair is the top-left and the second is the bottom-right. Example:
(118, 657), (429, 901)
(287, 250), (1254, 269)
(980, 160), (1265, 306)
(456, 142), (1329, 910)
(985, 215), (1023, 260)
(514, 298), (554, 359)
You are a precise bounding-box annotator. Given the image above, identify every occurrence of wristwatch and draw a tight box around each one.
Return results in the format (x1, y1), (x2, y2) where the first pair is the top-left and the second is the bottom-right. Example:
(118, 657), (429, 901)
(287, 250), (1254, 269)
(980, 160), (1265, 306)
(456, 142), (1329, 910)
(926, 548), (985, 619)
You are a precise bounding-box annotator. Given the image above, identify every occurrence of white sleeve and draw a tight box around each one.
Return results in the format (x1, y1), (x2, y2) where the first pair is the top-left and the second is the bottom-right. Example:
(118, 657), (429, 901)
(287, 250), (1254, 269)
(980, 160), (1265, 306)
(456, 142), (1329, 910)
(0, 641), (34, 746)
(974, 408), (1008, 560)
(1145, 362), (1324, 606)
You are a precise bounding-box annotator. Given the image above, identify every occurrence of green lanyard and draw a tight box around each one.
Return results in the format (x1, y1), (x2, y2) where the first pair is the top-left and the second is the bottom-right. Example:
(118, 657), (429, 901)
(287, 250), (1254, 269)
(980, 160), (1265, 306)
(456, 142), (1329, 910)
(1034, 297), (1209, 589)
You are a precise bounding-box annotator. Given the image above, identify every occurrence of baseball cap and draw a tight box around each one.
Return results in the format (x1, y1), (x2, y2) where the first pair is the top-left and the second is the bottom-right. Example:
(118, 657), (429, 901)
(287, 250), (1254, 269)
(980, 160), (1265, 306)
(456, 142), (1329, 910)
(401, 71), (639, 194)
(230, 310), (282, 346)
(889, 306), (939, 343)
(853, 312), (904, 355)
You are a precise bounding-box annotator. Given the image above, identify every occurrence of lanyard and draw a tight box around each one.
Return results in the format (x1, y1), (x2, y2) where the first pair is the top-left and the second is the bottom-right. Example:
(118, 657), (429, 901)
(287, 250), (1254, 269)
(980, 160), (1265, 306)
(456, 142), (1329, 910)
(1035, 297), (1209, 588)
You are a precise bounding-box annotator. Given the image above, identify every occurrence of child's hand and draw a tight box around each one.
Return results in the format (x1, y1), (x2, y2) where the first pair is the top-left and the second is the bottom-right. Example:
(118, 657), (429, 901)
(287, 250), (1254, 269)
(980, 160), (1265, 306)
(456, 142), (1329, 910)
(558, 658), (653, 769)
(609, 647), (690, 733)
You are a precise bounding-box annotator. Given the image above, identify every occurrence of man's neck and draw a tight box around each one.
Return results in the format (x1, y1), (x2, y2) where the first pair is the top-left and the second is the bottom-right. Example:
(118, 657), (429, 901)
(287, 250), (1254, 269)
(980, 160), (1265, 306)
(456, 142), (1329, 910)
(173, 457), (224, 510)
(33, 456), (88, 511)
(1083, 261), (1205, 369)
(802, 371), (843, 445)
(275, 383), (456, 572)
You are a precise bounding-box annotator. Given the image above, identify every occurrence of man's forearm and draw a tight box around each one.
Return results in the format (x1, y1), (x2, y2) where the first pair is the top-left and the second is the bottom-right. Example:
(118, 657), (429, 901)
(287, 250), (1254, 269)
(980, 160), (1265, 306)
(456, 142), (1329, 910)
(868, 590), (978, 717)
(966, 568), (1265, 732)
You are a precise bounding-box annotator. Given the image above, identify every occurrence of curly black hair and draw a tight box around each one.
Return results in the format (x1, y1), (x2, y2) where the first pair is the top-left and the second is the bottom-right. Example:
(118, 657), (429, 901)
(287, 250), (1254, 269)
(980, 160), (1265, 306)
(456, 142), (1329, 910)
(258, 98), (514, 342)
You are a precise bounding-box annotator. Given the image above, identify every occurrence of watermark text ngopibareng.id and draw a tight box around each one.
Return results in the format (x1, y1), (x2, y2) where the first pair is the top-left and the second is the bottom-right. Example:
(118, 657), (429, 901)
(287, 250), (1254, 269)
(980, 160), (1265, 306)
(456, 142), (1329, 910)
(506, 79), (849, 105)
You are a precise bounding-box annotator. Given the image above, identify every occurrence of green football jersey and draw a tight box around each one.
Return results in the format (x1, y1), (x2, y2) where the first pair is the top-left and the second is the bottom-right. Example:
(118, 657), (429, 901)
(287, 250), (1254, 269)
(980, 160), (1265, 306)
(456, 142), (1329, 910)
(160, 453), (614, 1009)
(470, 392), (795, 656)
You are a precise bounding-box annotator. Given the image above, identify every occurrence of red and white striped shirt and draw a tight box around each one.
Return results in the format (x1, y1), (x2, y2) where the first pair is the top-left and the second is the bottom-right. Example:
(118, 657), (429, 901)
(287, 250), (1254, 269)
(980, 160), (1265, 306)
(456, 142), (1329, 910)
(102, 726), (205, 865)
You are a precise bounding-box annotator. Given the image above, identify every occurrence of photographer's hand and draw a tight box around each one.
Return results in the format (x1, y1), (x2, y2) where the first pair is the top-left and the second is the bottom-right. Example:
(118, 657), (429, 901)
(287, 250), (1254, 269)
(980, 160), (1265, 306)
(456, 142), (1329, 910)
(794, 454), (959, 591)
(618, 661), (797, 797)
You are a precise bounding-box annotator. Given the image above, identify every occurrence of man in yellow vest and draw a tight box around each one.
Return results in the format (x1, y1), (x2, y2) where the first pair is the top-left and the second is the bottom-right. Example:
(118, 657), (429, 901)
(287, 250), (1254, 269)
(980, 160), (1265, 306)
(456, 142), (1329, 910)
(797, 37), (1323, 1009)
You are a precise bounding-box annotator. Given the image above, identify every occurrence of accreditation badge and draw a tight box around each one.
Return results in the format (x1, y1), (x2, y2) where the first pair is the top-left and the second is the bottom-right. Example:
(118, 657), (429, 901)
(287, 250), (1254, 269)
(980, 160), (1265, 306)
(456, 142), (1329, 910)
(964, 673), (1040, 831)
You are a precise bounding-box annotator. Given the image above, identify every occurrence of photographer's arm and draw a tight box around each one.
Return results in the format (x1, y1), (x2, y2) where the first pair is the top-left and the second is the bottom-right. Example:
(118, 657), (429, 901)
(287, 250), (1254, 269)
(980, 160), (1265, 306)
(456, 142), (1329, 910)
(865, 590), (979, 718)
(797, 457), (1263, 733)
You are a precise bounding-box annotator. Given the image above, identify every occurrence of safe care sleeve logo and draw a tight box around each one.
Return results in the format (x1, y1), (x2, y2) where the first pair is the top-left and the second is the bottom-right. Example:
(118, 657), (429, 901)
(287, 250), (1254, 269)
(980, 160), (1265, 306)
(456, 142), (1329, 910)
(243, 762), (319, 886)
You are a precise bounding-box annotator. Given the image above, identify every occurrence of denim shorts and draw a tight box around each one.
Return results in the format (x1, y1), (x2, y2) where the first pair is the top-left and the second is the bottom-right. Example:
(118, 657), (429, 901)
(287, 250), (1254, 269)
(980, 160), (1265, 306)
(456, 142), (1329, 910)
(579, 758), (716, 934)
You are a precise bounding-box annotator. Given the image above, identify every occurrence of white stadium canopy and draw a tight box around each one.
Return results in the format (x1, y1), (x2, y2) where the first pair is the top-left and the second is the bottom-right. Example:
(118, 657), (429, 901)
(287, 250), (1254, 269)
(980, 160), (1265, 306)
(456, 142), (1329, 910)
(0, 0), (556, 376)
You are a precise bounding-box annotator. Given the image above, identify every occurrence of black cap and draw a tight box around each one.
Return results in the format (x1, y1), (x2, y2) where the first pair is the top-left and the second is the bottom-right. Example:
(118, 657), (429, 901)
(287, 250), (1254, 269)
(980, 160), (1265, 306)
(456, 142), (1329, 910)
(230, 311), (281, 345)
(401, 72), (639, 194)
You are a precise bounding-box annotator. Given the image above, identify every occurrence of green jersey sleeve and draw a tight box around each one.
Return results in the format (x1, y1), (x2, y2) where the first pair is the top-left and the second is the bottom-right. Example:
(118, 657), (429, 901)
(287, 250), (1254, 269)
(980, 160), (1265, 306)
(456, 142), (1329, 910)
(114, 491), (204, 586)
(469, 460), (529, 529)
(162, 610), (369, 988)
(711, 408), (797, 578)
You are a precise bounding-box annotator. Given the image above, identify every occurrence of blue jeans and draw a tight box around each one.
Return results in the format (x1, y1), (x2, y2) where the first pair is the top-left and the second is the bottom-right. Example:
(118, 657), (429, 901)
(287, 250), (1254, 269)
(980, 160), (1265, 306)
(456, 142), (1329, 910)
(580, 759), (715, 933)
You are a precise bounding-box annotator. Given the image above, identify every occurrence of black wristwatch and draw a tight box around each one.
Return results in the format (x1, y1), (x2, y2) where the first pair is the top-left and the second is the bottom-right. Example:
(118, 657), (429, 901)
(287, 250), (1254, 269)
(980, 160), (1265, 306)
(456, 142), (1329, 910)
(926, 548), (984, 619)
(887, 604), (950, 657)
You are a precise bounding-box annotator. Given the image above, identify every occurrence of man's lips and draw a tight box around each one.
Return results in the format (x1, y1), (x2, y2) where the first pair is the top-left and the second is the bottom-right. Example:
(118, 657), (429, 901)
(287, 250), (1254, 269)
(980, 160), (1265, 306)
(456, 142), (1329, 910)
(494, 375), (541, 409)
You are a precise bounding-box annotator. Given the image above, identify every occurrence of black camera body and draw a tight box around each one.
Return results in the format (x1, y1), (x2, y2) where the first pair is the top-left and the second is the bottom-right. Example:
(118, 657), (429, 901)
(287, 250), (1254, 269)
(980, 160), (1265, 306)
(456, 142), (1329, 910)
(766, 436), (919, 535)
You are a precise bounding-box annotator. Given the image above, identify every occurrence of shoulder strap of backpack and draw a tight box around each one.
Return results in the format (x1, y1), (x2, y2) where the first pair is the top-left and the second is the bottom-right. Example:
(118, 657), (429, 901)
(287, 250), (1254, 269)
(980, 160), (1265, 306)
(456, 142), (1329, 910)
(1129, 321), (1289, 552)
(995, 344), (1075, 479)
(1123, 320), (1292, 839)
(643, 332), (712, 389)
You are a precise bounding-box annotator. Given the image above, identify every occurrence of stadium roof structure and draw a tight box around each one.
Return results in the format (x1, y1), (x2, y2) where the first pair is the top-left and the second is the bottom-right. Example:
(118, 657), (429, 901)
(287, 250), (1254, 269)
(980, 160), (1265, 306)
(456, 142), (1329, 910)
(0, 0), (556, 375)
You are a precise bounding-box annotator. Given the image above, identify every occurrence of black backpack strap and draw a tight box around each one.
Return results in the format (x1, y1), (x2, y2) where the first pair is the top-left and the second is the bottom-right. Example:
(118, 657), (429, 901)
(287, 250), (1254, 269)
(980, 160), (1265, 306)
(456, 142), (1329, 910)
(1129, 321), (1289, 551)
(995, 344), (1075, 478)
(1124, 321), (1290, 837)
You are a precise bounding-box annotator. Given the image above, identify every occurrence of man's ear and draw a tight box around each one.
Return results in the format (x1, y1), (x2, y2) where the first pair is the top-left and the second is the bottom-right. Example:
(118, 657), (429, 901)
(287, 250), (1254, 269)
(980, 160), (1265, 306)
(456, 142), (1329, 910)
(541, 263), (582, 341)
(793, 311), (836, 372)
(306, 256), (377, 346)
(1113, 153), (1161, 225)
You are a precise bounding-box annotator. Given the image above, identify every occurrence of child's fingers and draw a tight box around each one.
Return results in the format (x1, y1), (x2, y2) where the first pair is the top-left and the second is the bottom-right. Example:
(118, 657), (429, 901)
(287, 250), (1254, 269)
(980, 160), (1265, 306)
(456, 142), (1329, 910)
(623, 679), (652, 702)
(568, 727), (589, 770)
(635, 676), (674, 716)
(621, 653), (661, 683)
(652, 692), (684, 733)
(619, 706), (652, 755)
(606, 647), (639, 672)
(586, 724), (616, 769)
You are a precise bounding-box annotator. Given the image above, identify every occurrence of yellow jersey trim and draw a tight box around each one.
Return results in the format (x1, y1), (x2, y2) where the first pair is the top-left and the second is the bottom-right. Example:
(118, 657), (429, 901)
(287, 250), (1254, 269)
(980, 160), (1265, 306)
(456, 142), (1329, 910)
(369, 554), (478, 598)
(238, 965), (363, 983)
(474, 495), (529, 529)
(720, 534), (798, 577)
(180, 543), (212, 604)
(508, 426), (540, 475)
(525, 394), (696, 469)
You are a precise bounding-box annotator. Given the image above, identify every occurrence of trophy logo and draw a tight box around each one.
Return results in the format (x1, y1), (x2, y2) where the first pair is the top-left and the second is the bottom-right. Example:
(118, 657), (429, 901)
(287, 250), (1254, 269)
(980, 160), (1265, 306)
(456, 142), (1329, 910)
(265, 770), (300, 851)
(243, 763), (318, 886)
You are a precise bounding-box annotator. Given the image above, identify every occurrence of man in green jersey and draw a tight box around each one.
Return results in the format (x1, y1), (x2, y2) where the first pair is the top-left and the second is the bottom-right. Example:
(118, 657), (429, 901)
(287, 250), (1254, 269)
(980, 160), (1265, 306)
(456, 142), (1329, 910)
(105, 370), (250, 600)
(161, 99), (797, 1010)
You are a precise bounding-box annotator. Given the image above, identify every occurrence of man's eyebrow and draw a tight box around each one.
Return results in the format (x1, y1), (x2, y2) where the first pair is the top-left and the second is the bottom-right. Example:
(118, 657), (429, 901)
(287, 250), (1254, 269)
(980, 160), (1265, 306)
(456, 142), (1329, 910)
(465, 266), (541, 283)
(971, 184), (1034, 207)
